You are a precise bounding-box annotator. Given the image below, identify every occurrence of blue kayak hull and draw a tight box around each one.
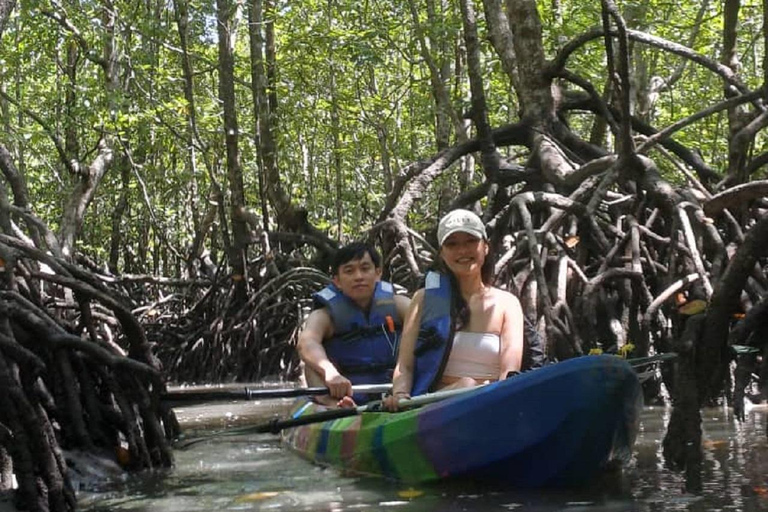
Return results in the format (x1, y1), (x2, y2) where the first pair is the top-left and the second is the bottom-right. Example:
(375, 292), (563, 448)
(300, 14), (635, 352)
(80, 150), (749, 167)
(284, 355), (642, 487)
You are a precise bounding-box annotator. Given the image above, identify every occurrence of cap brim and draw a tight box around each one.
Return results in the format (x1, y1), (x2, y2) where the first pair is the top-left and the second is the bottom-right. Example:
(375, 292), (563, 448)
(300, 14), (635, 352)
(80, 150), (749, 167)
(439, 227), (486, 246)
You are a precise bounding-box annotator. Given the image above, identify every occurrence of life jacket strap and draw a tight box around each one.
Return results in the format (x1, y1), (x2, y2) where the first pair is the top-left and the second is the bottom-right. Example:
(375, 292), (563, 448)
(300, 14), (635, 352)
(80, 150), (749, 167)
(333, 322), (402, 344)
(414, 327), (444, 356)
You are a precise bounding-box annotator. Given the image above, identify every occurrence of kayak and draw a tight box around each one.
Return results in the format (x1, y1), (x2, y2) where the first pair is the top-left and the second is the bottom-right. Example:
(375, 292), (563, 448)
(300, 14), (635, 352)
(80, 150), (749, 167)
(282, 354), (642, 487)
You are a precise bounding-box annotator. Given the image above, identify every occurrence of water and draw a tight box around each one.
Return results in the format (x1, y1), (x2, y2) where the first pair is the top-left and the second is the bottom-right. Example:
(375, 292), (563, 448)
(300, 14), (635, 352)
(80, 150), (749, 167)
(79, 402), (768, 512)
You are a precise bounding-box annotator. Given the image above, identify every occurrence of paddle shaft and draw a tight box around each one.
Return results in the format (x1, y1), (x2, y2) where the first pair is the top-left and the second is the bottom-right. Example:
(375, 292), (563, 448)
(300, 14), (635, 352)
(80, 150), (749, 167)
(163, 383), (392, 403)
(256, 384), (482, 434)
(174, 386), (474, 448)
(626, 353), (677, 367)
(167, 354), (671, 404)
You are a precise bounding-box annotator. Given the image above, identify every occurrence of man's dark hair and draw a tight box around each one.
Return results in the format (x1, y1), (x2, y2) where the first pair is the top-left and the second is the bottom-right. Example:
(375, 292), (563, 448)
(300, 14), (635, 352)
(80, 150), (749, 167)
(331, 242), (382, 275)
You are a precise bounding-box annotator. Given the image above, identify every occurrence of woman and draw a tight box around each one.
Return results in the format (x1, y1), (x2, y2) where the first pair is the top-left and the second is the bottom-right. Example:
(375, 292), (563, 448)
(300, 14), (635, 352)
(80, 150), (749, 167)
(383, 209), (524, 410)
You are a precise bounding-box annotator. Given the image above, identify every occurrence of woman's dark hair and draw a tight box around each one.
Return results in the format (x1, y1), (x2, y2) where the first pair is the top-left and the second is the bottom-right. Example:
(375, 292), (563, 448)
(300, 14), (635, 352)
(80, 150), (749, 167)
(331, 242), (382, 275)
(434, 241), (495, 331)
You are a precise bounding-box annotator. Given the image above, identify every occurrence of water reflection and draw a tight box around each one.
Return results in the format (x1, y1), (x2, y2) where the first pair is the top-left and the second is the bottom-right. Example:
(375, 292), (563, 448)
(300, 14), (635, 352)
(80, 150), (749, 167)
(80, 404), (768, 512)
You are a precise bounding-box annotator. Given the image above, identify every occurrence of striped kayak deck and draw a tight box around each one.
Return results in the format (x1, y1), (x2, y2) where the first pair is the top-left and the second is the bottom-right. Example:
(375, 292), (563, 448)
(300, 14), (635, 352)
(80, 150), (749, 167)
(282, 355), (642, 487)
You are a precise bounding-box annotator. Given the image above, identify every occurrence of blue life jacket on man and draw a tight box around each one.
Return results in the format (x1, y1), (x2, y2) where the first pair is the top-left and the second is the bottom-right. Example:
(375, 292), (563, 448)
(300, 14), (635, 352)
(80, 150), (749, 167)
(314, 280), (400, 404)
(409, 271), (548, 396)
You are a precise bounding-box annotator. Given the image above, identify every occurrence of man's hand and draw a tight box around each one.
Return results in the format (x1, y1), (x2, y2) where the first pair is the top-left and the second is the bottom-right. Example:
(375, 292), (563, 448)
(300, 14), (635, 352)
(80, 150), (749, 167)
(325, 372), (353, 399)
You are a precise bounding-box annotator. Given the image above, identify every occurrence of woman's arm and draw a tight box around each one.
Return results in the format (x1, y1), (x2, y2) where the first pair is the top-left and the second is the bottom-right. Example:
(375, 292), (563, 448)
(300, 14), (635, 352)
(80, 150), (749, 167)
(498, 290), (524, 380)
(383, 289), (425, 410)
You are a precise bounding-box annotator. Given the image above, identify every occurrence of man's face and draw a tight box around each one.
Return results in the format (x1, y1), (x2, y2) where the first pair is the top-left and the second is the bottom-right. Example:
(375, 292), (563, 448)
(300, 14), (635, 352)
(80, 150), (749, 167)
(332, 252), (382, 309)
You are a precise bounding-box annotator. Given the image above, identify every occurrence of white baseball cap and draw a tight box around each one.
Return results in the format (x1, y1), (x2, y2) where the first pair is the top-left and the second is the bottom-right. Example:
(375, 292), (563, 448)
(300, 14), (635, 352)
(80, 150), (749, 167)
(437, 209), (487, 246)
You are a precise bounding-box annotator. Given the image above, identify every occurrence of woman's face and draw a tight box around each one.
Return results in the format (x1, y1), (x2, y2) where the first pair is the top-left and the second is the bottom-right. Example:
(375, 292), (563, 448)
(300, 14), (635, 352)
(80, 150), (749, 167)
(440, 231), (488, 277)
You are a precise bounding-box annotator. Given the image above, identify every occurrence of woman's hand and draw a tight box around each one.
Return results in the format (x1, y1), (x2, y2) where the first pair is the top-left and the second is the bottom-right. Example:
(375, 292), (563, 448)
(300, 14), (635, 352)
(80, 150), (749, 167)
(383, 290), (423, 412)
(382, 391), (411, 411)
(337, 396), (357, 409)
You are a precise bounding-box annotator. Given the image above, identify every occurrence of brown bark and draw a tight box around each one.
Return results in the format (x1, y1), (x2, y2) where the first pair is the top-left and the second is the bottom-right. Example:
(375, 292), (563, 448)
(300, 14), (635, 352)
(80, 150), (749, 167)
(36, 1), (119, 258)
(505, 0), (553, 123)
(248, 0), (274, 230)
(601, 0), (635, 158)
(0, 243), (177, 509)
(64, 41), (79, 165)
(481, 0), (521, 96)
(663, 314), (703, 494)
(408, 0), (466, 147)
(58, 140), (114, 257)
(265, 0), (278, 116)
(216, 0), (249, 302)
(173, 0), (210, 277)
(328, 2), (344, 238)
(699, 215), (768, 403)
(108, 164), (131, 273)
(459, 0), (498, 177)
(554, 28), (749, 95)
(0, 0), (16, 37)
(704, 180), (768, 218)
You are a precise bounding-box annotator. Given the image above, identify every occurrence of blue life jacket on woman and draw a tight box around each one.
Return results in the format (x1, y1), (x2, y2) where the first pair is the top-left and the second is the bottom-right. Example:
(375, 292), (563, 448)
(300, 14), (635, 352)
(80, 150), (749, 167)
(409, 271), (548, 396)
(314, 280), (400, 403)
(411, 271), (454, 396)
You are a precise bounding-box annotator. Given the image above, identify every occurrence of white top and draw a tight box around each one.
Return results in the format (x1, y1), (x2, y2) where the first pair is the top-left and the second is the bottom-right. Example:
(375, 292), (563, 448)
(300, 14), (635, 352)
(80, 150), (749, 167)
(442, 331), (501, 381)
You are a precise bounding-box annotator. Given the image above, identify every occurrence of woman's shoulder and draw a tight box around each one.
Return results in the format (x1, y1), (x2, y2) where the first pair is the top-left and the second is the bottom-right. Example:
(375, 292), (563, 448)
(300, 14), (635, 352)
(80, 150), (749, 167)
(488, 286), (517, 300)
(488, 287), (522, 308)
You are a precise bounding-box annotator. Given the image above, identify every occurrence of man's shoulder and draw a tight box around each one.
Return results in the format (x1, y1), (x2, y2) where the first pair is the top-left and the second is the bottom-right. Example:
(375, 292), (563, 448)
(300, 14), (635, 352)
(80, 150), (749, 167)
(307, 305), (333, 319)
(303, 306), (335, 335)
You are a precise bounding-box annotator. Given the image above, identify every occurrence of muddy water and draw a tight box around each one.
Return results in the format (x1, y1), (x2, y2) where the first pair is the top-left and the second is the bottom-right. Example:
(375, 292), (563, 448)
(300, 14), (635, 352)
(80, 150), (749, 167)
(79, 401), (768, 512)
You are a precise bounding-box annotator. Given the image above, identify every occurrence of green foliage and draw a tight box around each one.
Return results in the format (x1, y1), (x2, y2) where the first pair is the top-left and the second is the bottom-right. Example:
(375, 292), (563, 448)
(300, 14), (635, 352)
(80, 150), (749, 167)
(0, 0), (765, 274)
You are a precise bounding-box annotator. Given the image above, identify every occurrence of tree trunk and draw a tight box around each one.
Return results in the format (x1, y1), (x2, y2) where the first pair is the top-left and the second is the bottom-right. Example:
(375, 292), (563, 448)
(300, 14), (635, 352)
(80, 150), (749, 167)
(108, 164), (131, 273)
(0, 0), (15, 36)
(56, 0), (118, 258)
(59, 142), (114, 257)
(173, 0), (209, 277)
(505, 0), (554, 123)
(265, 0), (278, 117)
(327, 0), (344, 238)
(481, 0), (521, 98)
(459, 0), (498, 177)
(409, 0), (466, 148)
(721, 0), (751, 186)
(216, 0), (249, 303)
(699, 215), (768, 403)
(248, 0), (273, 231)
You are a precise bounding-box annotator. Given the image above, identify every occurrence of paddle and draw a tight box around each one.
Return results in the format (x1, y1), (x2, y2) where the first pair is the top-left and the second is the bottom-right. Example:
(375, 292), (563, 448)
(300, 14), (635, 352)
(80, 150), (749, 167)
(625, 353), (677, 368)
(174, 384), (482, 448)
(624, 352), (677, 383)
(163, 383), (393, 403)
(175, 354), (677, 448)
(261, 384), (481, 433)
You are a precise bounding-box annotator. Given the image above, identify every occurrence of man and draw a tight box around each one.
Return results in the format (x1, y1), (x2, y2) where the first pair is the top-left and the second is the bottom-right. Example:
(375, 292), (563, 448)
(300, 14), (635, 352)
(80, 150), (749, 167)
(298, 242), (411, 407)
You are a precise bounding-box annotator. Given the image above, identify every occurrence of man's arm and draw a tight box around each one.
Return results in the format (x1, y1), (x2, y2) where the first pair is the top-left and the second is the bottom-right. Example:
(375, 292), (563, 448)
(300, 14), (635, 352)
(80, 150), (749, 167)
(297, 308), (352, 399)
